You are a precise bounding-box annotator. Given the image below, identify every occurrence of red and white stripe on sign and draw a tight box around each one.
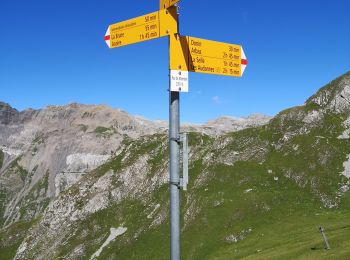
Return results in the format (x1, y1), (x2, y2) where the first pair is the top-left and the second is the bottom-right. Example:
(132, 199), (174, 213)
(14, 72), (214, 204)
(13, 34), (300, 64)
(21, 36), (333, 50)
(104, 27), (110, 48)
(241, 48), (248, 75)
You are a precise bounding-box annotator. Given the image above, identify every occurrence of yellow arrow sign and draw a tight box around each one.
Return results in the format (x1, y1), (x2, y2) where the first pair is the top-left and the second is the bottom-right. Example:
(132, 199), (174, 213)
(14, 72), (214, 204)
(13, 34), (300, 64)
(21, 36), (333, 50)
(170, 36), (248, 77)
(104, 7), (178, 48)
(160, 0), (180, 10)
(170, 34), (190, 71)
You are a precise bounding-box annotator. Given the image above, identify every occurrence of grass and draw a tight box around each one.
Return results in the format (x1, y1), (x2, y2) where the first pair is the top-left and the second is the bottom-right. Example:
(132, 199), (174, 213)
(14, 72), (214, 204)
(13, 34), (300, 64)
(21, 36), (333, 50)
(19, 171), (50, 221)
(7, 157), (28, 181)
(0, 218), (40, 260)
(213, 210), (350, 259)
(82, 117), (350, 259)
(55, 199), (157, 259)
(2, 127), (350, 259)
(101, 160), (350, 260)
(79, 124), (88, 132)
(94, 126), (110, 134)
(3, 119), (350, 259)
(32, 121), (350, 259)
(89, 185), (170, 260)
(0, 190), (7, 226)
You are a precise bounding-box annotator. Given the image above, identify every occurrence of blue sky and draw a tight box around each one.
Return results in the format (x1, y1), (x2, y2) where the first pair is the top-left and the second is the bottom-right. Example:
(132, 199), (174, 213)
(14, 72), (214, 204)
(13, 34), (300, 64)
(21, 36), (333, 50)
(0, 0), (349, 123)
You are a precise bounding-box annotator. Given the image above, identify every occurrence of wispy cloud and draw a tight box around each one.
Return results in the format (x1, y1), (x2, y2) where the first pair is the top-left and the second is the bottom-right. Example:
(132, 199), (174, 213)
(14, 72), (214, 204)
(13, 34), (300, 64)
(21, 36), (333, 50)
(212, 95), (230, 105)
(212, 96), (221, 104)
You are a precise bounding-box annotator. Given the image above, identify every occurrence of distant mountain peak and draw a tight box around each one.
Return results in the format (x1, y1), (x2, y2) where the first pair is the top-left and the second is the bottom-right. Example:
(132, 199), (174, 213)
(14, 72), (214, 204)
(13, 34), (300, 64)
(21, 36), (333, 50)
(205, 113), (272, 130)
(0, 101), (19, 125)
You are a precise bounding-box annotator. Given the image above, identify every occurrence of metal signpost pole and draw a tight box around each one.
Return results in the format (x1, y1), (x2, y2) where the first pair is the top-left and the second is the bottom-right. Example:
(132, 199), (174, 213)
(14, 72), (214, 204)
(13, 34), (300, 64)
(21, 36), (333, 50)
(169, 90), (180, 260)
(169, 4), (180, 259)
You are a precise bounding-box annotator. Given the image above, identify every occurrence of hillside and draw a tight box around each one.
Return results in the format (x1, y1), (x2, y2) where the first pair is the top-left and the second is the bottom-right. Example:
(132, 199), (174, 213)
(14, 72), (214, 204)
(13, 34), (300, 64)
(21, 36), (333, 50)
(0, 71), (350, 259)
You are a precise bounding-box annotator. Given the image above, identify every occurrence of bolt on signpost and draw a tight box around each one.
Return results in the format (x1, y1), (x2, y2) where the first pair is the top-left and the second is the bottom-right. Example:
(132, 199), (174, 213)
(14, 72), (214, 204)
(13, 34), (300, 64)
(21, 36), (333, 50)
(104, 1), (248, 259)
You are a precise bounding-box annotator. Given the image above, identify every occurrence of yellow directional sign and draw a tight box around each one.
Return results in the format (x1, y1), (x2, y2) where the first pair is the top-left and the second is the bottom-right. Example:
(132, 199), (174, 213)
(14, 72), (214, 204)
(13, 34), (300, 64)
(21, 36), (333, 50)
(104, 6), (178, 48)
(160, 0), (180, 10)
(170, 34), (190, 71)
(170, 36), (247, 77)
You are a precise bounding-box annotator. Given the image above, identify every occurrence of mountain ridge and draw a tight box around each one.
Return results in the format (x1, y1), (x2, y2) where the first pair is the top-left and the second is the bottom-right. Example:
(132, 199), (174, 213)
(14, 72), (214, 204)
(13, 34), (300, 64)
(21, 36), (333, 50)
(0, 101), (273, 133)
(0, 100), (272, 228)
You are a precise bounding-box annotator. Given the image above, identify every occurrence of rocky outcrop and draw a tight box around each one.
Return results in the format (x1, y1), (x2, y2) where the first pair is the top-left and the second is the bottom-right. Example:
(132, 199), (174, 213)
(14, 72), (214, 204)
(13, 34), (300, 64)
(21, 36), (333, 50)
(0, 102), (19, 125)
(307, 71), (350, 113)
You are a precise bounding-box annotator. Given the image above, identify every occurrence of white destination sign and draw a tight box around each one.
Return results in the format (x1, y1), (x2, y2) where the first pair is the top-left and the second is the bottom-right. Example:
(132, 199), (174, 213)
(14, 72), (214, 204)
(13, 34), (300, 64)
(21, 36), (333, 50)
(170, 70), (188, 92)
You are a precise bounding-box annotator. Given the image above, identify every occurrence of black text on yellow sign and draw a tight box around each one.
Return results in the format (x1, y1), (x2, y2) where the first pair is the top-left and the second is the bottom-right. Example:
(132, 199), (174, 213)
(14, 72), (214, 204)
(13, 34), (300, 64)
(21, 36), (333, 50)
(105, 6), (178, 48)
(170, 35), (244, 77)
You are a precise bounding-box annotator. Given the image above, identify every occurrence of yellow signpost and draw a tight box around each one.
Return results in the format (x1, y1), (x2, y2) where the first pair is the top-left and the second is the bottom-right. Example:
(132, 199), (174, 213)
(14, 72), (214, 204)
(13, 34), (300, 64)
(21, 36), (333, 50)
(104, 2), (248, 259)
(104, 6), (178, 48)
(170, 36), (247, 77)
(160, 0), (180, 10)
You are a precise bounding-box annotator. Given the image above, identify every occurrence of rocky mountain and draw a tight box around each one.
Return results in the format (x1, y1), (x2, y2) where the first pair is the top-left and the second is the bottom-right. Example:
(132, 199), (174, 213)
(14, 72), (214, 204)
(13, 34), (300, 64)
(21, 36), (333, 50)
(0, 101), (270, 225)
(204, 113), (272, 133)
(0, 71), (350, 259)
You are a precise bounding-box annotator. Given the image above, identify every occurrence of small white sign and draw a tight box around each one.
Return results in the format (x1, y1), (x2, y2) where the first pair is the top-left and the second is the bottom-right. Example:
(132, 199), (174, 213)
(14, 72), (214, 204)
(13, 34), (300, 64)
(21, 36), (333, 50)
(170, 70), (189, 92)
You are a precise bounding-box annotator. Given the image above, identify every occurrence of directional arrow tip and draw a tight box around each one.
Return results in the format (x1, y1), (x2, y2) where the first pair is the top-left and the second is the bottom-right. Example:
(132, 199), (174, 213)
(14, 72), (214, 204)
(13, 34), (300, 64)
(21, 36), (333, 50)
(104, 26), (110, 48)
(241, 47), (248, 76)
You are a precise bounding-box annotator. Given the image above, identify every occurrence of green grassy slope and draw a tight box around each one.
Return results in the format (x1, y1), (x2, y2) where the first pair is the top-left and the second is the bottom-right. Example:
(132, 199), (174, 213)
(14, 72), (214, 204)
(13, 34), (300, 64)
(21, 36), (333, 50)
(0, 218), (39, 260)
(104, 159), (350, 259)
(52, 121), (349, 259)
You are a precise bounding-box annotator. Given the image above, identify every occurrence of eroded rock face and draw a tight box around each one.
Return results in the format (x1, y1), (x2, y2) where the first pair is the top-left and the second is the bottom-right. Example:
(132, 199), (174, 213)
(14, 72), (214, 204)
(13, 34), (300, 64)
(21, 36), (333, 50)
(0, 102), (272, 228)
(0, 104), (161, 227)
